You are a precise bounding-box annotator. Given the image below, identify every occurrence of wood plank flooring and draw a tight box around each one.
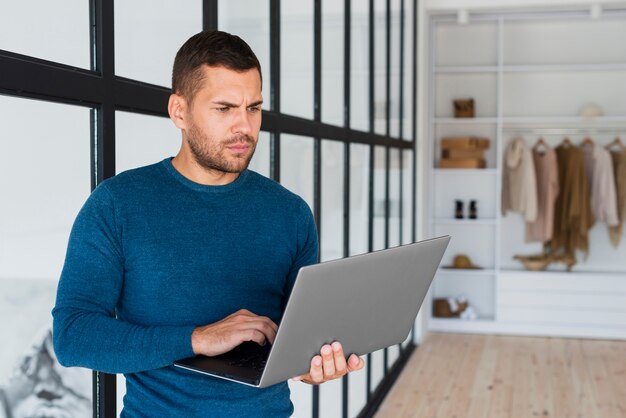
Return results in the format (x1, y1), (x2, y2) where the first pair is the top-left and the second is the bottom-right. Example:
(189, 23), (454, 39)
(375, 333), (626, 418)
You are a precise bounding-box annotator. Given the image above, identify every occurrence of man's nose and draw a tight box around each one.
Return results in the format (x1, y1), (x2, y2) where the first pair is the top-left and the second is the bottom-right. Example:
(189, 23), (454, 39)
(232, 109), (253, 135)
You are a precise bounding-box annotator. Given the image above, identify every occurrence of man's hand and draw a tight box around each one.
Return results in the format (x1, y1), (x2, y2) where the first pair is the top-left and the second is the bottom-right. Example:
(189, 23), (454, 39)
(191, 309), (278, 357)
(292, 342), (365, 384)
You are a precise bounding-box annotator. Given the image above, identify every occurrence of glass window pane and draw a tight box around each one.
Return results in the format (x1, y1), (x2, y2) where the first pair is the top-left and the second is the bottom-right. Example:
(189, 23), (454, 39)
(374, 0), (387, 136)
(0, 97), (91, 416)
(321, 140), (344, 262)
(320, 378), (343, 418)
(348, 363), (368, 417)
(0, 1), (89, 68)
(387, 344), (400, 370)
(280, 135), (314, 211)
(282, 1), (314, 119)
(370, 349), (385, 392)
(248, 131), (271, 178)
(289, 379), (312, 418)
(280, 135), (315, 418)
(219, 0), (271, 110)
(389, 148), (400, 247)
(390, 0), (401, 138)
(373, 146), (386, 251)
(115, 112), (181, 173)
(402, 0), (414, 141)
(322, 0), (344, 126)
(115, 1), (202, 87)
(350, 2), (370, 132)
(350, 144), (370, 256)
(402, 149), (414, 245)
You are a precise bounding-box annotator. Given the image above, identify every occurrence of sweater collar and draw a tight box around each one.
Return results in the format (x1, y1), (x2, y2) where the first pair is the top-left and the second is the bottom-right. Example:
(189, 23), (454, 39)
(161, 157), (249, 193)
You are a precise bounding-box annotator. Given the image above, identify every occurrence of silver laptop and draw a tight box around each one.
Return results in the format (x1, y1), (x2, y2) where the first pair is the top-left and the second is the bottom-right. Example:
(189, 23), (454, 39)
(174, 235), (450, 388)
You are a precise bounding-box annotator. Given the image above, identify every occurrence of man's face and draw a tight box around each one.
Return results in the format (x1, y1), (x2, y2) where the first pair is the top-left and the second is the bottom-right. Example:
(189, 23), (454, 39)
(180, 65), (263, 174)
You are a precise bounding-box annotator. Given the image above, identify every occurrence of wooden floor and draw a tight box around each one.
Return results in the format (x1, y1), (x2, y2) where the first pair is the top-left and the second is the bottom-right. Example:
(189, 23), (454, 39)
(376, 333), (626, 418)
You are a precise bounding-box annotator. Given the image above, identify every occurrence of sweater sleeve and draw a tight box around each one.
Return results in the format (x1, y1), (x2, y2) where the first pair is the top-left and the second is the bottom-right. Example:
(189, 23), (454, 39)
(52, 185), (196, 374)
(282, 199), (319, 311)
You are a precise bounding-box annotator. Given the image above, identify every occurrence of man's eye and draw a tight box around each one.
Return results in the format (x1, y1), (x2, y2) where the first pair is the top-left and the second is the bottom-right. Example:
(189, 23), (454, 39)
(248, 106), (261, 113)
(216, 107), (229, 112)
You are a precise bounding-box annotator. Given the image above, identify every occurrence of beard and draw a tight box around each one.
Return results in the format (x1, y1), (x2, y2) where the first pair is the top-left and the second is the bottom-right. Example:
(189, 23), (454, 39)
(185, 119), (257, 174)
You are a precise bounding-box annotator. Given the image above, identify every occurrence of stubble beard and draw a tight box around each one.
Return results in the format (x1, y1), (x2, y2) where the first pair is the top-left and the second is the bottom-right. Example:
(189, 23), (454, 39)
(185, 120), (257, 174)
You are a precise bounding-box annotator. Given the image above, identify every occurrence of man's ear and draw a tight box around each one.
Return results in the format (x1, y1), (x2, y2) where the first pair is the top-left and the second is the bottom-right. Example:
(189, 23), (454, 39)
(168, 93), (188, 130)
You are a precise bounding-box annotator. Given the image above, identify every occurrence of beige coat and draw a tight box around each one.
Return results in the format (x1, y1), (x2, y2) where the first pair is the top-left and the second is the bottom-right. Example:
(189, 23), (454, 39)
(582, 144), (619, 226)
(502, 138), (538, 222)
(608, 150), (626, 247)
(526, 147), (559, 243)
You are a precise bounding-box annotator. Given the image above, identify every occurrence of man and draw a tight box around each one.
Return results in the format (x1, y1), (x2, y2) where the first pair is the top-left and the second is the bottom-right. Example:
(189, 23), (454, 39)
(52, 30), (364, 417)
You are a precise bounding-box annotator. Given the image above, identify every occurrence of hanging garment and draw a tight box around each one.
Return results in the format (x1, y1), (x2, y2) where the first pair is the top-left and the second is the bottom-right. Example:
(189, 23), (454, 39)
(526, 147), (559, 243)
(581, 144), (619, 226)
(551, 144), (595, 257)
(502, 138), (538, 222)
(608, 150), (626, 247)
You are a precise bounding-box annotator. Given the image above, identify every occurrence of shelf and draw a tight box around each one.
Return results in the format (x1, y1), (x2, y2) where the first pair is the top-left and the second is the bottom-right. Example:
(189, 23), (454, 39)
(432, 218), (497, 225)
(435, 116), (626, 127)
(435, 63), (626, 75)
(503, 63), (626, 73)
(430, 316), (495, 323)
(438, 268), (497, 276)
(433, 117), (498, 125)
(434, 65), (498, 73)
(499, 269), (626, 279)
(433, 168), (497, 176)
(503, 116), (626, 126)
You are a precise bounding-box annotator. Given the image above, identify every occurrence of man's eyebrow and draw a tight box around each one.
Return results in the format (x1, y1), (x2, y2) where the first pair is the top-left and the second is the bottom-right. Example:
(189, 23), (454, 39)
(212, 100), (238, 108)
(211, 100), (264, 108)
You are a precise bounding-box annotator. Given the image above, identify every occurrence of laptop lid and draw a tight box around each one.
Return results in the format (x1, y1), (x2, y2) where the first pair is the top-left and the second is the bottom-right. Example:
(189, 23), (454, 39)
(175, 235), (450, 388)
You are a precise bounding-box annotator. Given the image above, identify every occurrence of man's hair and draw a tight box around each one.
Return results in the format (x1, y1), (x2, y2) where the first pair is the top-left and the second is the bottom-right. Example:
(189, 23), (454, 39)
(172, 30), (262, 103)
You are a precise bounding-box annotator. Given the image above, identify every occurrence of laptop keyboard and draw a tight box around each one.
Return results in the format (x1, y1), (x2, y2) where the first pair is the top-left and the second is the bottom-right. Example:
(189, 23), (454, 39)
(228, 352), (268, 371)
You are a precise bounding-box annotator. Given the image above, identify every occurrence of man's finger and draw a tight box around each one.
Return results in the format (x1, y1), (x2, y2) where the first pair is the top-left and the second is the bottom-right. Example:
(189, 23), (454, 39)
(320, 345), (335, 377)
(347, 354), (365, 372)
(231, 310), (278, 335)
(331, 342), (348, 374)
(310, 356), (324, 383)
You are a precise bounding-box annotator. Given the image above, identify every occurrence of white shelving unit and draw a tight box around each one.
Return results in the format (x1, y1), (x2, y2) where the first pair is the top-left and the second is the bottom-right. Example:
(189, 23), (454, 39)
(426, 8), (626, 339)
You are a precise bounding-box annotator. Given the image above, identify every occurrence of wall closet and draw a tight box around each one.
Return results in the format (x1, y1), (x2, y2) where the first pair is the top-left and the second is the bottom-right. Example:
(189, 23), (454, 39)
(426, 8), (626, 339)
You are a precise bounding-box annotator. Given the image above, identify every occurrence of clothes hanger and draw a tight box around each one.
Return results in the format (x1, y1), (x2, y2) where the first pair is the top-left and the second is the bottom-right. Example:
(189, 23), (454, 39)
(580, 136), (595, 147)
(605, 136), (626, 151)
(560, 137), (572, 148)
(532, 137), (548, 153)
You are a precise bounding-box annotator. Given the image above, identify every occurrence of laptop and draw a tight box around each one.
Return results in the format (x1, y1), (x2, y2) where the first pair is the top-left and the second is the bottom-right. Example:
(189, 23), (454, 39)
(174, 235), (450, 388)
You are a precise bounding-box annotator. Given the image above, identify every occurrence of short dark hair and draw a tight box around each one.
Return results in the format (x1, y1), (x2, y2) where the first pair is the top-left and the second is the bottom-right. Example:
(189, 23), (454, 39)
(172, 30), (262, 102)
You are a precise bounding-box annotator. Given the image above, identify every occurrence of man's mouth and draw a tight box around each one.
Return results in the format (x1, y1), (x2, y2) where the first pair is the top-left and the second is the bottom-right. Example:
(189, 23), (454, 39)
(227, 142), (250, 153)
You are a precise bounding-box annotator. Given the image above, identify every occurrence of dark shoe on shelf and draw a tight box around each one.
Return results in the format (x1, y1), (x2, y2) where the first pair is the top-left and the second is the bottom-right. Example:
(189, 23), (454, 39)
(455, 200), (464, 219)
(469, 200), (478, 219)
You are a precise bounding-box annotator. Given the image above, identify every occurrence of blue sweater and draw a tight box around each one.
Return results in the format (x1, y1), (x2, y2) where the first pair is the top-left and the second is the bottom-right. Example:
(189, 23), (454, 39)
(52, 158), (319, 417)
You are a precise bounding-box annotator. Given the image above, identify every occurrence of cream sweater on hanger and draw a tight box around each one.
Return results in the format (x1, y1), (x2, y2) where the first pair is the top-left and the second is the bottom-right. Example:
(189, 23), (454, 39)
(502, 138), (538, 222)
